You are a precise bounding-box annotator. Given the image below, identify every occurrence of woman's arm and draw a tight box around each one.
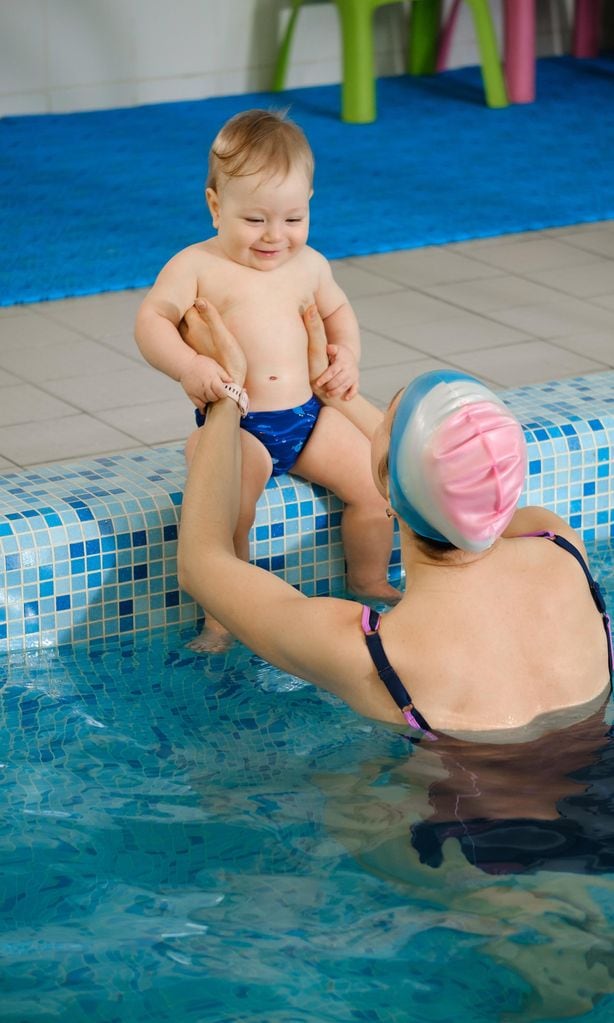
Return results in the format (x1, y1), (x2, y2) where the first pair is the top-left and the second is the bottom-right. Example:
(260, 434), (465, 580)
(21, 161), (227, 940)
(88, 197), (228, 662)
(303, 303), (384, 441)
(176, 300), (371, 700)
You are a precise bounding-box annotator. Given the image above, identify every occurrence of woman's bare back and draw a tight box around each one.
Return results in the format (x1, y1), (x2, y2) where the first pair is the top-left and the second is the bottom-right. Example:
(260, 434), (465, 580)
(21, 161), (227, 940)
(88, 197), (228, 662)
(374, 534), (610, 736)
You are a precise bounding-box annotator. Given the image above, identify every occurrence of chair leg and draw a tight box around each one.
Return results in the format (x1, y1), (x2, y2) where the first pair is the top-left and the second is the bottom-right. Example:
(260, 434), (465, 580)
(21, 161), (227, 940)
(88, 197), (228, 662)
(503, 0), (535, 103)
(436, 0), (462, 72)
(272, 0), (305, 92)
(408, 0), (443, 76)
(573, 0), (602, 57)
(465, 0), (508, 107)
(335, 0), (378, 123)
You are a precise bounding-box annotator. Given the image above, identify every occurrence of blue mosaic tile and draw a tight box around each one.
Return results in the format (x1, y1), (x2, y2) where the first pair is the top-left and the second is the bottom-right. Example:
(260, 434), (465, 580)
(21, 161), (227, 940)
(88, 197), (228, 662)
(1, 371), (614, 651)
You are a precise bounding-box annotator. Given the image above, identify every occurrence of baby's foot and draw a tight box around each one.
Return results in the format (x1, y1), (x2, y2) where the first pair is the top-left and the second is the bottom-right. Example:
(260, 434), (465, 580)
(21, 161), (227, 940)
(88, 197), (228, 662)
(186, 617), (234, 654)
(347, 578), (402, 606)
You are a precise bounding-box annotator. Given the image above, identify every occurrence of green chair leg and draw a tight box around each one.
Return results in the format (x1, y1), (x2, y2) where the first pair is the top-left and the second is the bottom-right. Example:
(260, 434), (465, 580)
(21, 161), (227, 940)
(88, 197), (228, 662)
(407, 0), (442, 76)
(335, 0), (378, 123)
(272, 0), (305, 92)
(272, 0), (507, 119)
(465, 0), (508, 107)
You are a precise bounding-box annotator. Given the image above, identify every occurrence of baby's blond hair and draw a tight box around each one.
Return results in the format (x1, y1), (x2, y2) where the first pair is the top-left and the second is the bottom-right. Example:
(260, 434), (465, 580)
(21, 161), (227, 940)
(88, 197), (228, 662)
(206, 108), (314, 191)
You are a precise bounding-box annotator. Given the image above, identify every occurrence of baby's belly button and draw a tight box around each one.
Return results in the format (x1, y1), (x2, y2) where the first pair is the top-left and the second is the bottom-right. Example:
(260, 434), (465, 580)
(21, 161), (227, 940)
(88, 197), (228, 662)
(250, 377), (311, 406)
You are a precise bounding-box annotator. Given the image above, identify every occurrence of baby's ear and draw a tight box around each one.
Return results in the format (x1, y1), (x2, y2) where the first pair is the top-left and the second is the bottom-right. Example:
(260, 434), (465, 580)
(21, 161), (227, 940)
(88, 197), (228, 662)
(205, 187), (221, 228)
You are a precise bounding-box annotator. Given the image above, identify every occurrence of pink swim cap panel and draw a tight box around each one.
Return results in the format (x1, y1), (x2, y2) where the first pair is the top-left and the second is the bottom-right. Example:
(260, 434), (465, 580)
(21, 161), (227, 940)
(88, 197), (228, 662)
(429, 402), (526, 549)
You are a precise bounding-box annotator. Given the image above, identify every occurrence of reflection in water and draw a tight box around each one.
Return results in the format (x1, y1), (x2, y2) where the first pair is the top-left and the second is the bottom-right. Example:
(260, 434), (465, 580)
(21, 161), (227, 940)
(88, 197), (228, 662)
(316, 704), (614, 1020)
(411, 704), (614, 875)
(1, 624), (614, 1022)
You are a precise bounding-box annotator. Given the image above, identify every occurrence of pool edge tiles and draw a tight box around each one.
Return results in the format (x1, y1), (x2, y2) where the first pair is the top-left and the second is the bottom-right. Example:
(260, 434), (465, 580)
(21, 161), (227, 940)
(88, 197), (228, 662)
(0, 370), (613, 652)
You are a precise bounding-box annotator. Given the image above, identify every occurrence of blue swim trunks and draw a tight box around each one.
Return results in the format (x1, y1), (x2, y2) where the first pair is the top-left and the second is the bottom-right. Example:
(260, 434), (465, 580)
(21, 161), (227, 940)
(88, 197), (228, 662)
(194, 394), (321, 476)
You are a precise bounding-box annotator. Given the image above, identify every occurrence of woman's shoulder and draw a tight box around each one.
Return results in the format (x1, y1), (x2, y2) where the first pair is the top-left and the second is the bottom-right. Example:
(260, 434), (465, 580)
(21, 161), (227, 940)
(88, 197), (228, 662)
(504, 505), (587, 556)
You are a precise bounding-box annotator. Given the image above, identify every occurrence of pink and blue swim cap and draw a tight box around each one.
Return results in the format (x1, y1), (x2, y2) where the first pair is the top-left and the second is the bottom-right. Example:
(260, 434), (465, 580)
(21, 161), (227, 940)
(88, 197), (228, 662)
(388, 370), (526, 553)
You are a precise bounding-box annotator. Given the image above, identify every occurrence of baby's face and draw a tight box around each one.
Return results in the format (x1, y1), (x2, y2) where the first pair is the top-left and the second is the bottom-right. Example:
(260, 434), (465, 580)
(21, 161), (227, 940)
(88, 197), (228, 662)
(206, 165), (312, 271)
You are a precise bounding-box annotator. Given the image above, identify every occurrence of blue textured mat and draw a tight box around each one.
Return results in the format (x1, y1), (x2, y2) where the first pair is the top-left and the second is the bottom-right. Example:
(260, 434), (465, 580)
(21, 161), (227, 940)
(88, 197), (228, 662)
(1, 55), (612, 306)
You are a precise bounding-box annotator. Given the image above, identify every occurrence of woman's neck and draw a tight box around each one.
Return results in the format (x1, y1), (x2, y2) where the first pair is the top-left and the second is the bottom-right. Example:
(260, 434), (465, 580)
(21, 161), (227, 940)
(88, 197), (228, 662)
(399, 524), (496, 575)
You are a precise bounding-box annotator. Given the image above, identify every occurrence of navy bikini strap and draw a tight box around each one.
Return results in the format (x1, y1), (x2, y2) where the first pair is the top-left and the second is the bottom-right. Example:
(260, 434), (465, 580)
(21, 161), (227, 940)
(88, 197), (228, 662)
(361, 607), (434, 735)
(527, 531), (613, 675)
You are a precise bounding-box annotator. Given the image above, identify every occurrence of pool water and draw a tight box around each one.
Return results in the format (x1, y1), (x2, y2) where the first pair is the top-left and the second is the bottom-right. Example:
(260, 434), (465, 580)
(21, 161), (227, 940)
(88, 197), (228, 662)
(2, 543), (614, 1023)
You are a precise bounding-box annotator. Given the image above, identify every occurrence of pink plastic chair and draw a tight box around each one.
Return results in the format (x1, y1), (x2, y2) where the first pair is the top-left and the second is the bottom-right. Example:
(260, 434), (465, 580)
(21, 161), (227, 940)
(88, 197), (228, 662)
(573, 0), (603, 57)
(436, 0), (535, 102)
(437, 0), (604, 105)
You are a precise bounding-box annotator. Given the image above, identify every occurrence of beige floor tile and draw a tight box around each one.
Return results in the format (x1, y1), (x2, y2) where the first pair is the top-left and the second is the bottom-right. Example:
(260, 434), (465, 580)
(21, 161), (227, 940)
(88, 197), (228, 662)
(352, 289), (463, 332)
(0, 306), (25, 319)
(529, 261), (614, 299)
(0, 368), (21, 387)
(460, 238), (600, 274)
(0, 384), (78, 426)
(31, 288), (146, 338)
(0, 414), (138, 466)
(489, 297), (614, 340)
(360, 330), (425, 368)
(0, 311), (84, 351)
(559, 228), (614, 260)
(361, 357), (458, 405)
(423, 275), (564, 313)
(443, 230), (548, 252)
(348, 247), (502, 287)
(542, 221), (613, 236)
(379, 312), (529, 355)
(591, 295), (614, 312)
(450, 341), (608, 388)
(95, 398), (192, 445)
(329, 260), (402, 298)
(0, 338), (139, 383)
(42, 365), (180, 412)
(95, 331), (144, 359)
(0, 454), (18, 469)
(549, 332), (614, 367)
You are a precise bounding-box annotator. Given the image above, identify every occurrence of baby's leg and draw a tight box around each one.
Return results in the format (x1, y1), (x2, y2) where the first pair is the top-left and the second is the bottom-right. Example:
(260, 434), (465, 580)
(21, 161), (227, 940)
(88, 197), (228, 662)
(291, 408), (399, 604)
(184, 426), (272, 651)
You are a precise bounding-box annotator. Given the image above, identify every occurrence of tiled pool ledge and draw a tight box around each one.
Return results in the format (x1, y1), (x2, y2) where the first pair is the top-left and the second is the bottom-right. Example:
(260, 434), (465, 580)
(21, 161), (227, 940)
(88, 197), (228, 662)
(1, 371), (613, 652)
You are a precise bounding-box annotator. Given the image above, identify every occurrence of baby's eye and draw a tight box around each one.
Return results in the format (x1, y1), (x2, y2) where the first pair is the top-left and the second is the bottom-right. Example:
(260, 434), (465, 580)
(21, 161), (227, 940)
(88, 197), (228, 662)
(286, 217), (303, 223)
(244, 217), (263, 223)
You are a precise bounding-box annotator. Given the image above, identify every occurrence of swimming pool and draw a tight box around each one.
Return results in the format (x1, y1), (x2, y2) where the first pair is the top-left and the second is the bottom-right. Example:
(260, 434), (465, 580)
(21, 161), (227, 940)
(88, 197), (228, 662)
(1, 539), (613, 1023)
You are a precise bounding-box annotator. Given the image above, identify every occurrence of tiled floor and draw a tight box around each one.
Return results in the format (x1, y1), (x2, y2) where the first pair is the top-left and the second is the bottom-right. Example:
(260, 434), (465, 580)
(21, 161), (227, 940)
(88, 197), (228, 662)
(0, 222), (612, 470)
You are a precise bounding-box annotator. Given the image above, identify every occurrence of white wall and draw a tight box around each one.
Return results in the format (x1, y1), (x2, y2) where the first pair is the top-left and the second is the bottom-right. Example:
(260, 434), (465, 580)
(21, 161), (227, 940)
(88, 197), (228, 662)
(0, 0), (580, 117)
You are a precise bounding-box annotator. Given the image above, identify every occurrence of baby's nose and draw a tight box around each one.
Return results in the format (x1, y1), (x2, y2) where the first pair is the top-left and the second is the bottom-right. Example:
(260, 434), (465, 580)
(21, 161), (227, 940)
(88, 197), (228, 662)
(263, 220), (283, 241)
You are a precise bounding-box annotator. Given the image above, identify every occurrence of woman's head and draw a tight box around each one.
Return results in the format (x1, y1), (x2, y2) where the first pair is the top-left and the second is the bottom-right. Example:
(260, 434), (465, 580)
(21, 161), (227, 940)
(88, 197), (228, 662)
(378, 371), (526, 553)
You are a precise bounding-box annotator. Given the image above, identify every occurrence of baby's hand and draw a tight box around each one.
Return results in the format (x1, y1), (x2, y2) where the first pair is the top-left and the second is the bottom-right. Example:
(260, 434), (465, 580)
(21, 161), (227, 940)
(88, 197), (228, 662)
(179, 352), (231, 408)
(316, 344), (359, 400)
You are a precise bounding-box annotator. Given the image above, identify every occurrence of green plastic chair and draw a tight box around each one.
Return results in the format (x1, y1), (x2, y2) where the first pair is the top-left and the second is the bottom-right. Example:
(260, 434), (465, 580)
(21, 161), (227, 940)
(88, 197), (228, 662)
(272, 0), (508, 123)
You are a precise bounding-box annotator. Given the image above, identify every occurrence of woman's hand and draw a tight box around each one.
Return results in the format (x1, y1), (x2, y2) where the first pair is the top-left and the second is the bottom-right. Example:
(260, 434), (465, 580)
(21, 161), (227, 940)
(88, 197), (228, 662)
(303, 303), (330, 392)
(180, 298), (247, 387)
(303, 302), (383, 440)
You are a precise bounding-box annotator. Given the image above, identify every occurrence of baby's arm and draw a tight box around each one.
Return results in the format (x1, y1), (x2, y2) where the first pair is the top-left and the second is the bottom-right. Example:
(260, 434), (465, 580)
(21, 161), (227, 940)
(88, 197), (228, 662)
(313, 254), (361, 399)
(135, 250), (229, 406)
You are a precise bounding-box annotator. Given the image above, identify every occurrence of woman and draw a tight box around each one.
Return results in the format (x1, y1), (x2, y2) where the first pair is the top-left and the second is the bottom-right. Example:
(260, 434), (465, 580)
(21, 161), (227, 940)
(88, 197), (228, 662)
(177, 299), (612, 742)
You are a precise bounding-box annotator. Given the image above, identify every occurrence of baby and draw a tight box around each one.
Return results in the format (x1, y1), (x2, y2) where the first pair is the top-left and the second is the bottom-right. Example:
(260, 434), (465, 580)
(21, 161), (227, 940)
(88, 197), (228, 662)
(135, 108), (397, 648)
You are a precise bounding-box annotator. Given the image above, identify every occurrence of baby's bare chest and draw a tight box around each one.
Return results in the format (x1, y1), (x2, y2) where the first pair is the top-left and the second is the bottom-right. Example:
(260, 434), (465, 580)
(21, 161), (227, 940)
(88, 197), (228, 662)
(197, 258), (318, 354)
